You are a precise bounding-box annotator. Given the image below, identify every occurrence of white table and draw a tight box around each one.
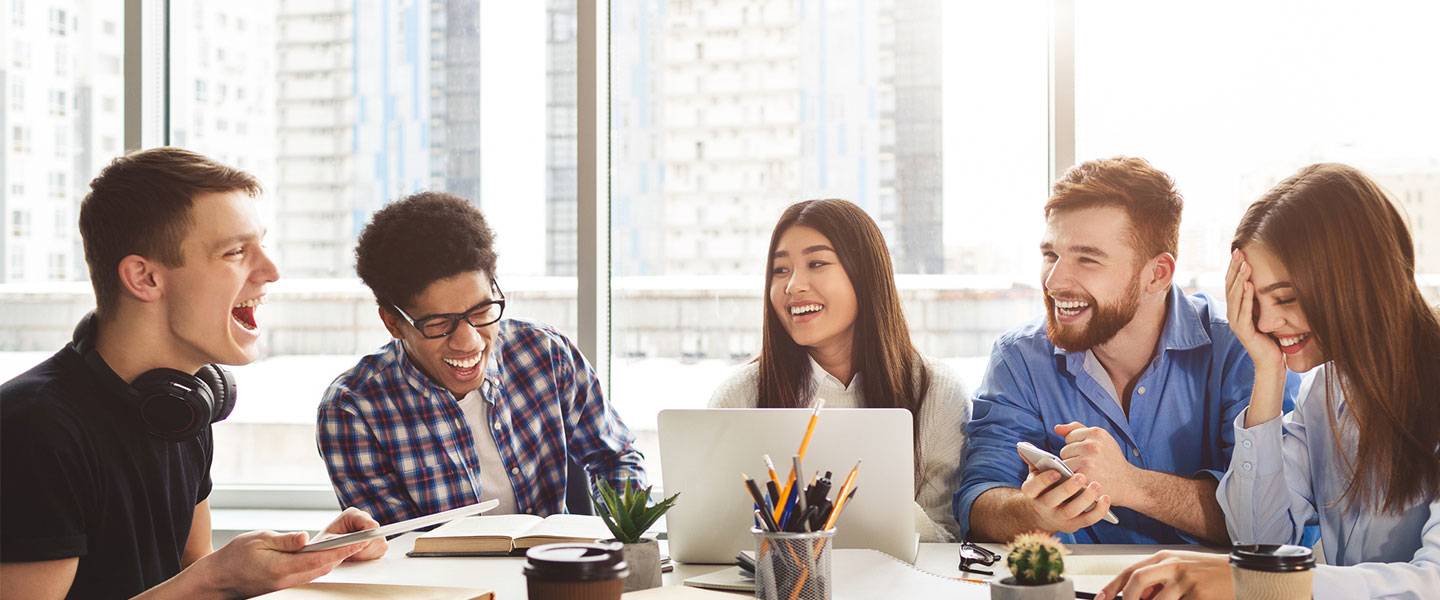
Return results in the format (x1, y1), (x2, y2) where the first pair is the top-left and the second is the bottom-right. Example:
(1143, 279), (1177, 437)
(318, 534), (1222, 598)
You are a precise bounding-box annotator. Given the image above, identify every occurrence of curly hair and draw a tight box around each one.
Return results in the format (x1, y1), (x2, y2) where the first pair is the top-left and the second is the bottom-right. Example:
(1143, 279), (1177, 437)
(355, 191), (497, 310)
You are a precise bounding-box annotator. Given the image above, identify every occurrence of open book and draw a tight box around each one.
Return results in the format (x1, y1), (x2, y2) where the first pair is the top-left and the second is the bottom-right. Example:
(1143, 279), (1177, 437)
(407, 513), (613, 556)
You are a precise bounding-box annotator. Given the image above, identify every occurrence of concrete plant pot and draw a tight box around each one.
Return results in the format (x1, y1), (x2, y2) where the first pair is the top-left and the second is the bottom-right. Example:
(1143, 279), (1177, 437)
(614, 537), (661, 592)
(989, 576), (1074, 600)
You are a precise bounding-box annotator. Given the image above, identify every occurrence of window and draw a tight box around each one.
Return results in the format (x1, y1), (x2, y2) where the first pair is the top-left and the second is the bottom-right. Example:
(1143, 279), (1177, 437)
(610, 0), (1048, 479)
(10, 125), (27, 153)
(8, 80), (21, 111)
(1074, 1), (1440, 281)
(48, 253), (67, 280)
(163, 0), (579, 489)
(49, 8), (66, 36)
(49, 89), (66, 116)
(10, 210), (30, 238)
(9, 248), (24, 280)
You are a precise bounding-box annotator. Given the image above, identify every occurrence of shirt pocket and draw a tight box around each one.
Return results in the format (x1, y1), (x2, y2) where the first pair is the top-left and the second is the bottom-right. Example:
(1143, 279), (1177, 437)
(398, 462), (467, 515)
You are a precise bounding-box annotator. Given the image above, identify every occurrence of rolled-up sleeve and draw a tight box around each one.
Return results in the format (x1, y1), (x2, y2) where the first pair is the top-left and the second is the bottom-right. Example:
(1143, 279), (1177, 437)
(560, 334), (647, 492)
(954, 342), (1042, 539)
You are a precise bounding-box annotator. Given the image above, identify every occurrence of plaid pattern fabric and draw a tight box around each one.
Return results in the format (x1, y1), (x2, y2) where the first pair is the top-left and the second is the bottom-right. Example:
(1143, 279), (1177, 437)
(317, 318), (646, 524)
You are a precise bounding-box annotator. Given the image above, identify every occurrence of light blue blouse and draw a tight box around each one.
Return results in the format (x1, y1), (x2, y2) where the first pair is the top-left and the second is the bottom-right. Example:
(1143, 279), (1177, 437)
(1219, 364), (1440, 599)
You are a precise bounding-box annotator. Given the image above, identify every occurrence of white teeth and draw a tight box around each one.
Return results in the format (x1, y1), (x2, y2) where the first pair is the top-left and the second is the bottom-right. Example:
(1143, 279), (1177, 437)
(1054, 299), (1090, 310)
(233, 296), (265, 309)
(790, 304), (823, 316)
(1278, 334), (1308, 347)
(443, 354), (482, 369)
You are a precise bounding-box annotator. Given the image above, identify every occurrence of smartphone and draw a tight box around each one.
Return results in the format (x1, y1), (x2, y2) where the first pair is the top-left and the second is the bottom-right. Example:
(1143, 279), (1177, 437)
(1017, 441), (1120, 525)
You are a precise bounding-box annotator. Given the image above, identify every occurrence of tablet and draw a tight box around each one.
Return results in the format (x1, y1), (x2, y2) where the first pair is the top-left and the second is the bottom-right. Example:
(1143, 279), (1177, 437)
(300, 499), (500, 552)
(1017, 442), (1120, 525)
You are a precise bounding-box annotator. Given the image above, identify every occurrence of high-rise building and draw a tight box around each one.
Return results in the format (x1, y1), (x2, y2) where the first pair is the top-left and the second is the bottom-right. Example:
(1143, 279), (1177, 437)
(611, 0), (944, 277)
(431, 0), (482, 206)
(546, 0), (578, 276)
(275, 1), (432, 278)
(1375, 168), (1440, 275)
(1, 0), (123, 283)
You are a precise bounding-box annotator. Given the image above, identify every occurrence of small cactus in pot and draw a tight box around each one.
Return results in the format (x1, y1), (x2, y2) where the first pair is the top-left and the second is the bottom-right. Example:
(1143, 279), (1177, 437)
(989, 532), (1074, 600)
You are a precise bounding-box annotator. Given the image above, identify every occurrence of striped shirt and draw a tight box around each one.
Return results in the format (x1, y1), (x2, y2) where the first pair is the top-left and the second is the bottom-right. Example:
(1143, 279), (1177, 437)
(317, 318), (646, 524)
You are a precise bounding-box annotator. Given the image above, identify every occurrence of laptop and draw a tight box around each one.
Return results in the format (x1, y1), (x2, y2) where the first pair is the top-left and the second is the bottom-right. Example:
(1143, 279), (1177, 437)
(659, 408), (919, 564)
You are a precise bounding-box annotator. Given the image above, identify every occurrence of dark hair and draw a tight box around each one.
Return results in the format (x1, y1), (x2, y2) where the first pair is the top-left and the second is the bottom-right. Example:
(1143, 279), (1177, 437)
(1233, 163), (1440, 514)
(355, 191), (497, 310)
(80, 147), (262, 317)
(1046, 157), (1183, 261)
(757, 199), (930, 482)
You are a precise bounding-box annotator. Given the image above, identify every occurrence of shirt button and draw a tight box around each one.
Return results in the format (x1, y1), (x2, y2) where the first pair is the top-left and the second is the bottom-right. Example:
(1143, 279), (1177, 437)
(511, 467), (520, 475)
(1242, 439), (1253, 449)
(1130, 448), (1141, 458)
(493, 421), (501, 430)
(1137, 386), (1146, 395)
(1243, 462), (1253, 471)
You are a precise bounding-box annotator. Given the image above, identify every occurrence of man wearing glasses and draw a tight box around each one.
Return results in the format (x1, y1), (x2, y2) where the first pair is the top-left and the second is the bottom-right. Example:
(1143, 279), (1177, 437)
(317, 192), (646, 524)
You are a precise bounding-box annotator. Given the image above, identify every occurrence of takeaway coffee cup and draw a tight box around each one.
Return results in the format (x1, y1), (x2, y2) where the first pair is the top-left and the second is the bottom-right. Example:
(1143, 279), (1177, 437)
(1229, 544), (1315, 600)
(524, 541), (630, 600)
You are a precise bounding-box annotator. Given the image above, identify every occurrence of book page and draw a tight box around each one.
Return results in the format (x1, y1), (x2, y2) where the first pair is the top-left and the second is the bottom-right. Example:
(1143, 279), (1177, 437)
(421, 514), (544, 541)
(517, 513), (614, 543)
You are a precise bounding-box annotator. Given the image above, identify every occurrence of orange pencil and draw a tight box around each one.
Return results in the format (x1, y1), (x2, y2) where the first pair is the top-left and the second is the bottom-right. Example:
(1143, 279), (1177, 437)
(763, 454), (781, 489)
(773, 399), (825, 521)
(822, 460), (861, 530)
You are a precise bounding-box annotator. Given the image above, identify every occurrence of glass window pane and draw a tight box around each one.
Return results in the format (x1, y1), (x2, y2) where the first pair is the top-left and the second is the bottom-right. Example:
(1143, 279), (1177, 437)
(1076, 1), (1440, 286)
(1, 0), (122, 286)
(166, 1), (576, 487)
(609, 1), (1049, 482)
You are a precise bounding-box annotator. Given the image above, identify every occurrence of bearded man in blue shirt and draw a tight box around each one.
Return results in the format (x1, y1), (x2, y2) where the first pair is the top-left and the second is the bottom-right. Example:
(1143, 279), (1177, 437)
(956, 157), (1298, 545)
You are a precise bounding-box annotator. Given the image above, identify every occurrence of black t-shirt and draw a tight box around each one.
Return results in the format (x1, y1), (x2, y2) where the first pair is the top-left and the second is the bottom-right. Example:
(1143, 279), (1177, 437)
(1, 343), (213, 598)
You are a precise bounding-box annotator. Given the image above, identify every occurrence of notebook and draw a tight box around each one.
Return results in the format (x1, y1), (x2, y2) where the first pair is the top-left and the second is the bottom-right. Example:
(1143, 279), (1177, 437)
(407, 513), (613, 556)
(684, 549), (989, 599)
(254, 583), (492, 599)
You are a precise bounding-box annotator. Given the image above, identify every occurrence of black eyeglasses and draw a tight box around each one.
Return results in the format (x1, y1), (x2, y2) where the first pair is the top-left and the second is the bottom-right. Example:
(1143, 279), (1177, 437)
(391, 283), (506, 339)
(958, 540), (1000, 575)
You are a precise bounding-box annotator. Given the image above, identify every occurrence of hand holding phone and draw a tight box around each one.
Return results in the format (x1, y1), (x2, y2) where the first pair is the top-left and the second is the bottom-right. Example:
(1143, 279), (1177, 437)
(1018, 441), (1120, 525)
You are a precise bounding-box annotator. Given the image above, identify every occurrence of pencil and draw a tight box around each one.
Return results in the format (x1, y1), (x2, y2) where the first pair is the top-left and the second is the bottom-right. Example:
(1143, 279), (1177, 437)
(822, 460), (861, 530)
(773, 399), (825, 522)
(763, 454), (781, 489)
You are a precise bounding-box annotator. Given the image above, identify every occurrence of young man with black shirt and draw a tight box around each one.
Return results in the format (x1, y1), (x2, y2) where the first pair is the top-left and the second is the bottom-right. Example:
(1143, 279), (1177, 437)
(1, 148), (387, 598)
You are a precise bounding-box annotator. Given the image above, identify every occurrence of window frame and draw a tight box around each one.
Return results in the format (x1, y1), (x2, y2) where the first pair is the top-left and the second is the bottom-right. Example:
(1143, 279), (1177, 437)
(125, 0), (1075, 510)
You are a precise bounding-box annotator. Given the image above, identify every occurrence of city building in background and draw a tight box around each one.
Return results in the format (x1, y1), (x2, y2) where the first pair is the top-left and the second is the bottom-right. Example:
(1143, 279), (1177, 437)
(611, 0), (944, 278)
(1, 0), (123, 283)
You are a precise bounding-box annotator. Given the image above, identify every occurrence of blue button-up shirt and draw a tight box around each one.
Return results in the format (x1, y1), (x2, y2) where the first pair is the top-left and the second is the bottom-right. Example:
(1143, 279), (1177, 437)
(955, 285), (1298, 544)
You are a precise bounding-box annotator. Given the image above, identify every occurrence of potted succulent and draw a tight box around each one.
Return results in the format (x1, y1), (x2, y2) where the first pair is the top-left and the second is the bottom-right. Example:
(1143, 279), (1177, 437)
(990, 532), (1074, 600)
(595, 478), (680, 592)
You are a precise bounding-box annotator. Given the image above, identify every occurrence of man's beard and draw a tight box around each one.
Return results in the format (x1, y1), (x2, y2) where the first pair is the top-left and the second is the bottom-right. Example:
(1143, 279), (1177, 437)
(1045, 272), (1143, 352)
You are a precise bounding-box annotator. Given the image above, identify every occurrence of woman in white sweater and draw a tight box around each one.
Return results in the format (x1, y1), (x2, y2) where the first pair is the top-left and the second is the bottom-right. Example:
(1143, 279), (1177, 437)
(1099, 164), (1440, 600)
(707, 199), (969, 542)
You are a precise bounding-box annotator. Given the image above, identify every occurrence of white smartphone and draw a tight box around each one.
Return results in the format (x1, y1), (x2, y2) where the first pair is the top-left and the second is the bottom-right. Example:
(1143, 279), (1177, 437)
(1017, 441), (1120, 525)
(300, 498), (500, 552)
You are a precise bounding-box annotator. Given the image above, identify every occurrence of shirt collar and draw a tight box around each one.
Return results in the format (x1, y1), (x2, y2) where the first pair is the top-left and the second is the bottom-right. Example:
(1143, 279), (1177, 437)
(392, 332), (507, 404)
(1053, 283), (1211, 371)
(808, 354), (861, 393)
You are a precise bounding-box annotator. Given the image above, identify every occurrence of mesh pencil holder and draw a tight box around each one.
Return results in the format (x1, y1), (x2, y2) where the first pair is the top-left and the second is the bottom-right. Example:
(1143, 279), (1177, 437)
(752, 528), (835, 600)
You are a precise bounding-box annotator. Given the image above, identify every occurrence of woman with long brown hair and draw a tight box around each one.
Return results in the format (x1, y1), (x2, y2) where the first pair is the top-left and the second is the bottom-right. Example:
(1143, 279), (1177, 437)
(708, 199), (970, 542)
(1099, 164), (1440, 599)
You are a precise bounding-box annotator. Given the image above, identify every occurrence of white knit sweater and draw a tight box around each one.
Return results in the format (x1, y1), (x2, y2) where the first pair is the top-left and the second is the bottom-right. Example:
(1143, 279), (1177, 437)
(707, 356), (969, 542)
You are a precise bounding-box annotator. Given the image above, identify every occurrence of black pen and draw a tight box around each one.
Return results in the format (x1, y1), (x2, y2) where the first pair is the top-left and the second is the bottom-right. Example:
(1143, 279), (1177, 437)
(742, 474), (781, 531)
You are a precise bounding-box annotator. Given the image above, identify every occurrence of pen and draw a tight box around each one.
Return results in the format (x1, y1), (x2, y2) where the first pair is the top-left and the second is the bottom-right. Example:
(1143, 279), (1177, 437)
(765, 480), (780, 508)
(792, 456), (807, 515)
(742, 474), (781, 531)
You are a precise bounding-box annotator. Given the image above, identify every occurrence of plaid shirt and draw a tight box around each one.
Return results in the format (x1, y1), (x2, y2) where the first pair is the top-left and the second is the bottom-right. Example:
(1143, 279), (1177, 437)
(317, 318), (646, 524)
